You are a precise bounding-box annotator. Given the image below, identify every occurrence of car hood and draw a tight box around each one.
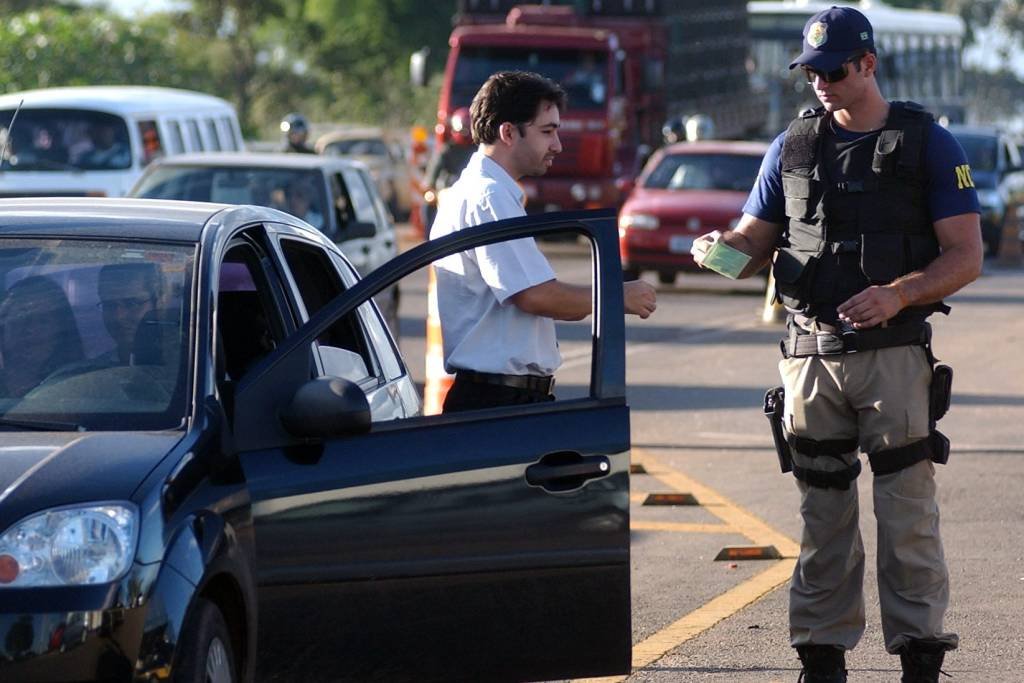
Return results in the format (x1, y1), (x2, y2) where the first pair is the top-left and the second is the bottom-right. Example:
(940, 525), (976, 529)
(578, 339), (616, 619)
(623, 188), (748, 225)
(0, 431), (184, 529)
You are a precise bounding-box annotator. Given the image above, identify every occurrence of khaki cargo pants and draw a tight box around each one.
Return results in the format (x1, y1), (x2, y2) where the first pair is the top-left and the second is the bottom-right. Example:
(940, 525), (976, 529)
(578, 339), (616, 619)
(780, 344), (958, 654)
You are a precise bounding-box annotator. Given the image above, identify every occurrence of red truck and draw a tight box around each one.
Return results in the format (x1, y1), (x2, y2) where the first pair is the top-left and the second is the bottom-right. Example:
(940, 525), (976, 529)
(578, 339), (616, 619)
(423, 0), (764, 219)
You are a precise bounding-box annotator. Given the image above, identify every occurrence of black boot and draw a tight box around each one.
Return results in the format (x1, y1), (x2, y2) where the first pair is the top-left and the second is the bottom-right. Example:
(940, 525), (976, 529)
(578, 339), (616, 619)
(899, 639), (949, 682)
(796, 645), (848, 683)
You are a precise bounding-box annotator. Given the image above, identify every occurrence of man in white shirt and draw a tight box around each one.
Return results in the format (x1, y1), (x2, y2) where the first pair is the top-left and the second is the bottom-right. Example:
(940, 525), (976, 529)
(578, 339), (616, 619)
(431, 70), (657, 413)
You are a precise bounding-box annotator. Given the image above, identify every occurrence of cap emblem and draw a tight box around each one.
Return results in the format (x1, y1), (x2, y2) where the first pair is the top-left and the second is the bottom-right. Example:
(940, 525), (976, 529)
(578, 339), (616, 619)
(807, 21), (828, 48)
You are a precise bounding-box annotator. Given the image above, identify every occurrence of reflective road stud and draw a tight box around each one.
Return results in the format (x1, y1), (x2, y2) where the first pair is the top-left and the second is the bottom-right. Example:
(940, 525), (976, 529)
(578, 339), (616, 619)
(714, 545), (783, 561)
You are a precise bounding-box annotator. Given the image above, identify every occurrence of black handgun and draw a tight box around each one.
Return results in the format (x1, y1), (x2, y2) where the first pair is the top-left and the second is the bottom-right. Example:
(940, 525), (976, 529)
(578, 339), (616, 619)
(763, 386), (793, 474)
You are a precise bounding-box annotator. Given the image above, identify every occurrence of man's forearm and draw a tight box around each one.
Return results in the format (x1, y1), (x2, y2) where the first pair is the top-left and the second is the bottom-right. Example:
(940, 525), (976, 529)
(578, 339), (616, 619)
(510, 280), (591, 321)
(890, 241), (982, 307)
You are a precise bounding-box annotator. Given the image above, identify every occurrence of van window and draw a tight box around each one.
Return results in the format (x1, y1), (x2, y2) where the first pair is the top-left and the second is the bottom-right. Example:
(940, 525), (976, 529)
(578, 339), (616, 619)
(205, 119), (222, 151)
(165, 120), (185, 155)
(0, 108), (130, 171)
(137, 120), (164, 165)
(341, 168), (378, 225)
(186, 119), (204, 151)
(220, 116), (239, 151)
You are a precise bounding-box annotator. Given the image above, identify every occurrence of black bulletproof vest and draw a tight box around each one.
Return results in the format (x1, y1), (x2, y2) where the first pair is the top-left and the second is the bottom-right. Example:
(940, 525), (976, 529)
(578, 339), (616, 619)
(772, 101), (943, 323)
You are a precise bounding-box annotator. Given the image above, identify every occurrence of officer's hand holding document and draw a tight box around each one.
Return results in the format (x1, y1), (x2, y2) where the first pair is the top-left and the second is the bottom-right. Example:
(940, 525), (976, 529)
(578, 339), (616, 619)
(690, 230), (752, 279)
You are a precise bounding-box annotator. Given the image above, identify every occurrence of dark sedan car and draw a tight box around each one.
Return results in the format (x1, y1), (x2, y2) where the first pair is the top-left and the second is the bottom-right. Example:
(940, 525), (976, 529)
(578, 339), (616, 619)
(0, 199), (633, 682)
(618, 140), (769, 283)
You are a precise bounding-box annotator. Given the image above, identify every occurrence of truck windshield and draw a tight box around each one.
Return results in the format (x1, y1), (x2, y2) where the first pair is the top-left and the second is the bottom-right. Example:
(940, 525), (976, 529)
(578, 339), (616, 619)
(644, 153), (764, 192)
(0, 237), (194, 430)
(0, 109), (131, 171)
(951, 134), (998, 173)
(453, 47), (608, 111)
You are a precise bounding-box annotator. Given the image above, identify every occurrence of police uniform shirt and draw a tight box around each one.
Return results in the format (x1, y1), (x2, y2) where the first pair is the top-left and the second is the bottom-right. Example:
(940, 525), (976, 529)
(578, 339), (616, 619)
(744, 115), (981, 226)
(430, 151), (560, 376)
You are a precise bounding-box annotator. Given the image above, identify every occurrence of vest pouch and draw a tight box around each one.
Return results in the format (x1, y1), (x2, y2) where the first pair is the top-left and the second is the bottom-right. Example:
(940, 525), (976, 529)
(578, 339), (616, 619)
(782, 172), (818, 222)
(860, 232), (905, 284)
(872, 129), (902, 175)
(773, 247), (817, 307)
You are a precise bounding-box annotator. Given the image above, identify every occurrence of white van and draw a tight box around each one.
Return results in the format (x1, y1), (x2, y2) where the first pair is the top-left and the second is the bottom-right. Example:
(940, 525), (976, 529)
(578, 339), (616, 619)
(0, 86), (243, 198)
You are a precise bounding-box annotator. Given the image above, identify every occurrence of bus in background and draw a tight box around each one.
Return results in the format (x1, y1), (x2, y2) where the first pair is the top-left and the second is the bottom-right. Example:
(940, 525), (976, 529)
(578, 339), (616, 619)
(748, 0), (966, 136)
(0, 86), (243, 198)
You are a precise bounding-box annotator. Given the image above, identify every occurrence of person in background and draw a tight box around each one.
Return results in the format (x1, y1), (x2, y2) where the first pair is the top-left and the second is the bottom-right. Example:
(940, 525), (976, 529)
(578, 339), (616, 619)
(431, 70), (657, 413)
(97, 263), (160, 365)
(690, 7), (981, 682)
(279, 112), (315, 154)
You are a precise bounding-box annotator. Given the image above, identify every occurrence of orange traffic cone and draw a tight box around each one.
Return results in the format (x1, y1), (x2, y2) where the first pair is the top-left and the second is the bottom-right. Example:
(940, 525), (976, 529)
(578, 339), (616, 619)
(423, 265), (454, 415)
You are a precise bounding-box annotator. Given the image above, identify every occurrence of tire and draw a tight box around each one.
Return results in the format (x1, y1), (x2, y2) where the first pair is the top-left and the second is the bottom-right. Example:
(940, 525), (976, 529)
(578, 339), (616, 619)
(623, 267), (641, 281)
(174, 598), (236, 683)
(657, 270), (676, 285)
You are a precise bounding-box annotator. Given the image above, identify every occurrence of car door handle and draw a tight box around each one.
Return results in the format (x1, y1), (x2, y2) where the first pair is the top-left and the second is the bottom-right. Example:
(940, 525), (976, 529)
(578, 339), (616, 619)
(526, 452), (610, 492)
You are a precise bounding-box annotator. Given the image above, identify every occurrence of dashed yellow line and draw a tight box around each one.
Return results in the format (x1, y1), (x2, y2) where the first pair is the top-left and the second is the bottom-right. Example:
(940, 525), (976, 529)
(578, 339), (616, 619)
(578, 448), (800, 682)
(636, 449), (800, 558)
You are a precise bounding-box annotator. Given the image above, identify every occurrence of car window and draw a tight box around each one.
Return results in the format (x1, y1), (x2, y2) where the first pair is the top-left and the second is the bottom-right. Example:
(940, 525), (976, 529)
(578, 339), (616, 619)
(0, 108), (131, 171)
(186, 119), (204, 151)
(165, 119), (185, 155)
(341, 168), (379, 225)
(220, 116), (239, 151)
(278, 238), (377, 384)
(216, 242), (285, 385)
(205, 119), (222, 151)
(0, 237), (194, 430)
(643, 153), (763, 192)
(134, 166), (329, 233)
(330, 252), (403, 382)
(137, 119), (163, 166)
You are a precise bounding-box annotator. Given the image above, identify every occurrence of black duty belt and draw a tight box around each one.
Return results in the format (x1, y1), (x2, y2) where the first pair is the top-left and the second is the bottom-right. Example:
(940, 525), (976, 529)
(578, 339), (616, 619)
(782, 321), (930, 357)
(456, 370), (555, 395)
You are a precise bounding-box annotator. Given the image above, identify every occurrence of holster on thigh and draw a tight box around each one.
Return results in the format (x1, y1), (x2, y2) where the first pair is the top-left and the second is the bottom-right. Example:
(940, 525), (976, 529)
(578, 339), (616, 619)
(789, 433), (861, 490)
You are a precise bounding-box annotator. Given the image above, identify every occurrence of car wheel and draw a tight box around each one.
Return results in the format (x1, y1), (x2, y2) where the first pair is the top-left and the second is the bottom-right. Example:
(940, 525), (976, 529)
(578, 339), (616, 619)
(657, 271), (676, 285)
(174, 598), (236, 683)
(623, 267), (641, 281)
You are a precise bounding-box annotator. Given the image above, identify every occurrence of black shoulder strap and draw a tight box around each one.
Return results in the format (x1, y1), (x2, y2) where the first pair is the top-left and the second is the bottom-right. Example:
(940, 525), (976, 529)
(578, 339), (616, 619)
(782, 108), (826, 172)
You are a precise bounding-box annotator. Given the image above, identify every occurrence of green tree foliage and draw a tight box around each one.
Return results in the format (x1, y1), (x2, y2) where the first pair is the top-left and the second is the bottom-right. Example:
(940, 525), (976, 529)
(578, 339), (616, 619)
(0, 7), (217, 94)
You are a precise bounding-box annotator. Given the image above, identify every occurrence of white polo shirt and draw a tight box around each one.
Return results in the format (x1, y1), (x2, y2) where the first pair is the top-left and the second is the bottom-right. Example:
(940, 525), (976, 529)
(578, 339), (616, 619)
(430, 151), (560, 376)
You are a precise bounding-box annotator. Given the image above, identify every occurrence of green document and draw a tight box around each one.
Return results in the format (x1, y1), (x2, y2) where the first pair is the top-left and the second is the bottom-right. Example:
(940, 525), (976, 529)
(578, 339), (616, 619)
(702, 239), (752, 279)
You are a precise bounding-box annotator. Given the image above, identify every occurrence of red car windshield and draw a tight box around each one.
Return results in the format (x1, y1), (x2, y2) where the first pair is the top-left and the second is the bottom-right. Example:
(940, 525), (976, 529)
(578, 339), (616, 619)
(644, 153), (763, 192)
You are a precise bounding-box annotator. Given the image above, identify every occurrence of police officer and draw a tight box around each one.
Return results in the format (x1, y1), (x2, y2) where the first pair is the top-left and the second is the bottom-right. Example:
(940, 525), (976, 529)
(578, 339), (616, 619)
(431, 71), (657, 413)
(279, 112), (315, 154)
(691, 7), (981, 682)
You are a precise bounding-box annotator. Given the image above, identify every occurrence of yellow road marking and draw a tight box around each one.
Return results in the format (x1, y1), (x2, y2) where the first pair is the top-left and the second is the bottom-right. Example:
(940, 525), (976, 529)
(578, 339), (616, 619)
(635, 448), (801, 558)
(577, 448), (801, 682)
(631, 520), (734, 534)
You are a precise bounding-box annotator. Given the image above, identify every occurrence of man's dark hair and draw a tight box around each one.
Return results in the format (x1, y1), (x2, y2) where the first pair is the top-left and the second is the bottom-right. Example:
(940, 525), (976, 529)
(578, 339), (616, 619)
(470, 71), (567, 145)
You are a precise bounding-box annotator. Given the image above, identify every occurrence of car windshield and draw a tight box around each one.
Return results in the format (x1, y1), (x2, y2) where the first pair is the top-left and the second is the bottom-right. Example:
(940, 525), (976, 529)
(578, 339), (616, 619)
(0, 108), (131, 171)
(952, 133), (998, 173)
(326, 138), (389, 156)
(643, 153), (763, 192)
(453, 47), (608, 111)
(133, 165), (329, 231)
(0, 238), (194, 430)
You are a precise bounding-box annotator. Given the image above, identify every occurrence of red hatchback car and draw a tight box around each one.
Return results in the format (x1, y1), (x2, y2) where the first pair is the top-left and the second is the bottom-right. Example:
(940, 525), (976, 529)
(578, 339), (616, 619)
(618, 140), (769, 283)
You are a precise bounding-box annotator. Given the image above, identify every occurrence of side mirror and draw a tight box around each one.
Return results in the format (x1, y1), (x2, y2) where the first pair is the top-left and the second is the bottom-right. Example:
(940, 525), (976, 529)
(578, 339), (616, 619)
(343, 220), (377, 240)
(280, 377), (370, 438)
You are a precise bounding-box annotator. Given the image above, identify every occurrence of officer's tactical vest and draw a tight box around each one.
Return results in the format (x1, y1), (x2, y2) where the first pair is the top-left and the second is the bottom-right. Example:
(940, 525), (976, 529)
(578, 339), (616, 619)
(773, 101), (943, 322)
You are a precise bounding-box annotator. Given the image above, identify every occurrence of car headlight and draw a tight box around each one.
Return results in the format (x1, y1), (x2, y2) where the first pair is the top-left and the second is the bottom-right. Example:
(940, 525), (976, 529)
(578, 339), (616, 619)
(619, 213), (659, 230)
(0, 503), (138, 587)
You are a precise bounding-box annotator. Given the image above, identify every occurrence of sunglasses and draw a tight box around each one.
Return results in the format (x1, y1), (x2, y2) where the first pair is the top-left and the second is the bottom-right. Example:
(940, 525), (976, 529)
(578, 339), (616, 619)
(801, 53), (867, 85)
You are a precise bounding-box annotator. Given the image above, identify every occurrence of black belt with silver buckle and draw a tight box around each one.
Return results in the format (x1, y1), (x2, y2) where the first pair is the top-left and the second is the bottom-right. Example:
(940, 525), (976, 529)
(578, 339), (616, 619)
(456, 370), (555, 395)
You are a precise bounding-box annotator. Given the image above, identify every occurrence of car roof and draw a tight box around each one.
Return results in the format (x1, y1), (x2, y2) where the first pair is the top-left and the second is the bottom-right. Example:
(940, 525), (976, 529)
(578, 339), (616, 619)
(0, 86), (234, 114)
(659, 140), (771, 156)
(148, 152), (368, 171)
(945, 124), (1003, 138)
(0, 197), (264, 241)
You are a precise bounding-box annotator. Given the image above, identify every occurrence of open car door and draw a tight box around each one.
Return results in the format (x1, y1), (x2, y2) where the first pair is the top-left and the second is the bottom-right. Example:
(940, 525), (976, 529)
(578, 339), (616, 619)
(234, 209), (632, 682)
